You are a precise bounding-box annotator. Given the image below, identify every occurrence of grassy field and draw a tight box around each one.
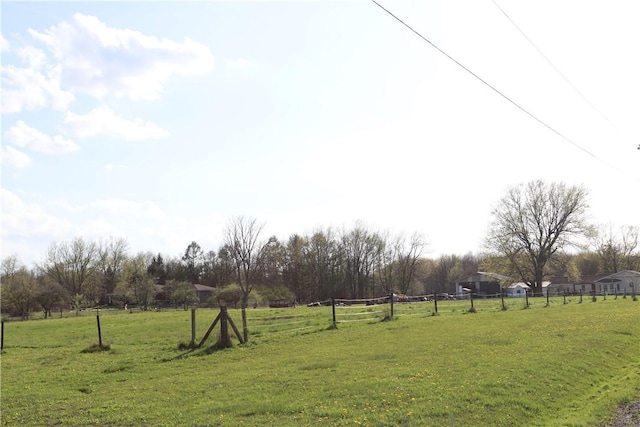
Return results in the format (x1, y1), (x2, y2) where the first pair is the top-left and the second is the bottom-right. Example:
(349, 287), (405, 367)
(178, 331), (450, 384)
(1, 298), (639, 426)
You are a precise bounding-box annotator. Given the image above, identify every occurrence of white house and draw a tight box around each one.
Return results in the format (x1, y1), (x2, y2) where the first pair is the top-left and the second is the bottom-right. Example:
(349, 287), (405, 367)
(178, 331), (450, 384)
(593, 270), (640, 296)
(506, 282), (530, 298)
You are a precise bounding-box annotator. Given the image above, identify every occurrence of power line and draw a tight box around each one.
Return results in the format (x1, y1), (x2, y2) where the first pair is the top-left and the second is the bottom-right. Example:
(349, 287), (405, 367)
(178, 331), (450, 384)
(369, 0), (639, 182)
(491, 0), (616, 129)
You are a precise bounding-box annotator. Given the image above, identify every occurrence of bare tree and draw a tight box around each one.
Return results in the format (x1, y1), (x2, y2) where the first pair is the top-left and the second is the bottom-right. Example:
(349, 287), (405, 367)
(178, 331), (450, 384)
(224, 216), (272, 342)
(117, 252), (157, 310)
(41, 237), (99, 303)
(96, 238), (129, 303)
(306, 228), (338, 300)
(375, 232), (404, 295)
(1, 258), (38, 320)
(341, 223), (375, 299)
(283, 234), (308, 301)
(396, 232), (427, 294)
(484, 180), (590, 295)
(1, 254), (20, 279)
(182, 241), (204, 284)
(592, 224), (640, 273)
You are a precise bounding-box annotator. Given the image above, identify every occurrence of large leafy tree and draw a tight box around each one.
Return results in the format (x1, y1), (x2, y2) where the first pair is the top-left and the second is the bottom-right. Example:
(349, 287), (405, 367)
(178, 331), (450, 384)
(35, 273), (65, 318)
(163, 279), (197, 309)
(147, 253), (168, 285)
(484, 180), (590, 295)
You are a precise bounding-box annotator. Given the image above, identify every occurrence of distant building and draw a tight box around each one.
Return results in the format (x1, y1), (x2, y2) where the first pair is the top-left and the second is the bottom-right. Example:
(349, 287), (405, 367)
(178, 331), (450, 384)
(193, 284), (216, 304)
(505, 282), (530, 298)
(455, 272), (511, 297)
(593, 270), (640, 295)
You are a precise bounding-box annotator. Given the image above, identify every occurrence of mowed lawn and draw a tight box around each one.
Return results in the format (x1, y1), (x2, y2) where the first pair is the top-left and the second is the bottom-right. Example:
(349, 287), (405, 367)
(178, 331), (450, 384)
(1, 299), (639, 426)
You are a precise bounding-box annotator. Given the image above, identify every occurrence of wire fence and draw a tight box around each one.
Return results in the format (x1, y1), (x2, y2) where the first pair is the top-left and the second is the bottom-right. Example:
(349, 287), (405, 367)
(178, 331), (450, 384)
(163, 288), (639, 344)
(244, 304), (333, 339)
(1, 289), (636, 351)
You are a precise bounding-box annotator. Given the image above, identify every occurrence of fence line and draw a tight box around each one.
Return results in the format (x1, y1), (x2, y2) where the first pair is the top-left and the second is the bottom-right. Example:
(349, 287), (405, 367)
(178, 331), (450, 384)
(246, 313), (312, 321)
(336, 317), (381, 323)
(253, 318), (315, 328)
(336, 310), (384, 316)
(3, 290), (635, 348)
(253, 325), (318, 335)
(245, 290), (637, 340)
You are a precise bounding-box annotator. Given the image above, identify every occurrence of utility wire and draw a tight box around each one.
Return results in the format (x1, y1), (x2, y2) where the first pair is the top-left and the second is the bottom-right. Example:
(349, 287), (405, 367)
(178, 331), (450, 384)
(491, 0), (616, 129)
(369, 0), (639, 181)
(492, 0), (640, 155)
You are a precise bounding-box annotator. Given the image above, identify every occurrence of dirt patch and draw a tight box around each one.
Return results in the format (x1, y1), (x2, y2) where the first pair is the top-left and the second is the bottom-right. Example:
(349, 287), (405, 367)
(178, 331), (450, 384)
(601, 400), (640, 427)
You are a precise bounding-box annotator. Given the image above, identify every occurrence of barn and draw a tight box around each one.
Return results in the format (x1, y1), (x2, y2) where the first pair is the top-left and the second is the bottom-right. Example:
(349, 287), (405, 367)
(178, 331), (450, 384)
(455, 272), (511, 298)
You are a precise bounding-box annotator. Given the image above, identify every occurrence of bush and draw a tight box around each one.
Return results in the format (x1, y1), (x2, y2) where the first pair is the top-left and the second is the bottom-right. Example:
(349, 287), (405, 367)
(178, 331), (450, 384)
(210, 283), (243, 308)
(257, 285), (295, 302)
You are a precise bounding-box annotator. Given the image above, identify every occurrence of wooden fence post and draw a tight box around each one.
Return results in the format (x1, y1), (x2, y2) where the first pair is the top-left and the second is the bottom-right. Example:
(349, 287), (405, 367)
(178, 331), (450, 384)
(1, 320), (4, 351)
(197, 310), (222, 348)
(433, 292), (438, 314)
(191, 308), (196, 346)
(389, 293), (394, 319)
(220, 306), (230, 348)
(331, 298), (336, 326)
(546, 289), (550, 306)
(469, 292), (476, 313)
(227, 314), (244, 344)
(96, 311), (103, 347)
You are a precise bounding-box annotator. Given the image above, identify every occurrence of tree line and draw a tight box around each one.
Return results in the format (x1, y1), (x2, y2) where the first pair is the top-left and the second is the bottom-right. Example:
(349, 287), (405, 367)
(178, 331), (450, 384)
(2, 181), (639, 322)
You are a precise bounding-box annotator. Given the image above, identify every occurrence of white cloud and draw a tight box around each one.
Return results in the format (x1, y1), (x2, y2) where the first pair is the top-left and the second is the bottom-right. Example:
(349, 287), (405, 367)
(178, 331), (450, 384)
(29, 13), (214, 100)
(47, 199), (86, 213)
(104, 163), (124, 172)
(80, 219), (127, 241)
(63, 105), (168, 140)
(89, 198), (167, 221)
(1, 145), (32, 170)
(4, 120), (79, 154)
(225, 58), (252, 69)
(17, 46), (47, 69)
(0, 33), (9, 52)
(0, 64), (74, 113)
(0, 189), (75, 239)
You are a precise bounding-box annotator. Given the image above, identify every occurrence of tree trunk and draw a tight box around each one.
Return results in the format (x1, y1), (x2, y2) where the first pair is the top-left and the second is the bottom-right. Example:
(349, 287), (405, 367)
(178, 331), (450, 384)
(241, 294), (249, 342)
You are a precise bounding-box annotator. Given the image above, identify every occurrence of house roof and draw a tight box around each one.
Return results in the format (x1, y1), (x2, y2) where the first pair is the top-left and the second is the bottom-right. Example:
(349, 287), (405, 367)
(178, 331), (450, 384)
(455, 272), (512, 284)
(594, 270), (640, 283)
(508, 282), (531, 289)
(193, 284), (216, 292)
(154, 284), (216, 292)
(573, 274), (608, 285)
(549, 276), (571, 285)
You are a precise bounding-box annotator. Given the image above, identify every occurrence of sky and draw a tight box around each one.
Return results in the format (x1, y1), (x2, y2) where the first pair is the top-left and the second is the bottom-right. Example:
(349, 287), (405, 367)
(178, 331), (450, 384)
(2, 0), (639, 267)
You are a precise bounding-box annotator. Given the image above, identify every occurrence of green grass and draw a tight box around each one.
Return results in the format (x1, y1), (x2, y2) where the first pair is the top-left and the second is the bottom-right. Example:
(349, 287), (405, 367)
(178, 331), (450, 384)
(1, 299), (639, 426)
